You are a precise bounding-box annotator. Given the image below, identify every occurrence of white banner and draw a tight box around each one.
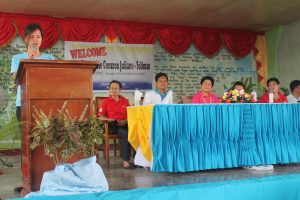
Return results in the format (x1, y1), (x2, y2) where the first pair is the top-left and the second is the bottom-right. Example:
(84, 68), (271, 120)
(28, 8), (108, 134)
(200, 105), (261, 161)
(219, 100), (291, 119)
(64, 41), (154, 90)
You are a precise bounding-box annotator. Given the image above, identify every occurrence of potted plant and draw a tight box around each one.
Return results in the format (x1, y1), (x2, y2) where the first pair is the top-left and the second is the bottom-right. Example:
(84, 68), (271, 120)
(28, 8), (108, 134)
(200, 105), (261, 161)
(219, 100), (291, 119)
(30, 101), (104, 164)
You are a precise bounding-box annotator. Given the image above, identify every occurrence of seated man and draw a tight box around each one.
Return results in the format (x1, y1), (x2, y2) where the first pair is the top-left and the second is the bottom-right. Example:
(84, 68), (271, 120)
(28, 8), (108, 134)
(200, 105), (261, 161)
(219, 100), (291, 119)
(137, 73), (172, 168)
(143, 72), (173, 105)
(232, 81), (245, 91)
(287, 80), (300, 103)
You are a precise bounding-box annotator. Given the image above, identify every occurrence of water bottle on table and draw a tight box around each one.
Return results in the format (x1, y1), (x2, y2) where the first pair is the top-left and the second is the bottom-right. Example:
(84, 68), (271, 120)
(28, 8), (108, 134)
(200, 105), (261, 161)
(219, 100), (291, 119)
(269, 89), (274, 103)
(251, 89), (257, 102)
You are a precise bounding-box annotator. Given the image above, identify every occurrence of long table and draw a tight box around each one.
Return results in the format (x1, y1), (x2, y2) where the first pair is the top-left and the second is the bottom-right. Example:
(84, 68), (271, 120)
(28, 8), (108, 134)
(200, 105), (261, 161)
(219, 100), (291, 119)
(127, 104), (300, 172)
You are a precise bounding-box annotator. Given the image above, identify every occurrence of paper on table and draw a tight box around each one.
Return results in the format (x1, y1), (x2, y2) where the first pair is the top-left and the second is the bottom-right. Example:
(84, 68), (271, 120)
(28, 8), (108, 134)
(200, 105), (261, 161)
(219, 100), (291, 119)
(134, 89), (143, 106)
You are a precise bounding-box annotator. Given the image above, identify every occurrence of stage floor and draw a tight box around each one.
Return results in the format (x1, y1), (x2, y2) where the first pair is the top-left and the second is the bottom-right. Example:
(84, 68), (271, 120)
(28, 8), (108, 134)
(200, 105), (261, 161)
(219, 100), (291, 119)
(1, 153), (300, 199)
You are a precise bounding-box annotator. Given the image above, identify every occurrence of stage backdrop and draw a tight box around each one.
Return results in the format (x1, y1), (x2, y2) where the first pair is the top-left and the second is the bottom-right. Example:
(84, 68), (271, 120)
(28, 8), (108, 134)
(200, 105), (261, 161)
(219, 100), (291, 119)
(0, 36), (257, 129)
(64, 40), (257, 100)
(154, 43), (257, 102)
(64, 41), (154, 90)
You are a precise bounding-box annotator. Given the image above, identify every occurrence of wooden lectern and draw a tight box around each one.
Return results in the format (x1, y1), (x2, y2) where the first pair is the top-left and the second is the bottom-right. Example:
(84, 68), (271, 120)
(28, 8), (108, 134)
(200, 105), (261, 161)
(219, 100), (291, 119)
(16, 60), (98, 195)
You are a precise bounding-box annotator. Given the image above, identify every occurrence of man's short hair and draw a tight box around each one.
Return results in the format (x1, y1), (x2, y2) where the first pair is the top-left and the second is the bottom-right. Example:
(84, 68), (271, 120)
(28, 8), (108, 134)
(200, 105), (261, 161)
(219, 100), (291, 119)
(232, 81), (245, 90)
(155, 72), (168, 82)
(290, 80), (300, 92)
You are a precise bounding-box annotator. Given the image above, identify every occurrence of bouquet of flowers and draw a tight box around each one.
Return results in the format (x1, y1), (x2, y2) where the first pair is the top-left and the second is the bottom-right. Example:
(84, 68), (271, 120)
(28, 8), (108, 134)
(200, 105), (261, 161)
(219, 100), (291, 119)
(221, 89), (255, 103)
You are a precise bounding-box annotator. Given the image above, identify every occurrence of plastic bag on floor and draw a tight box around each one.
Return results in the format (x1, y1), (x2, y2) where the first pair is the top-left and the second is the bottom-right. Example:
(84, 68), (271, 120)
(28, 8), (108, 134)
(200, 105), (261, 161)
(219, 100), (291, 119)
(25, 156), (109, 197)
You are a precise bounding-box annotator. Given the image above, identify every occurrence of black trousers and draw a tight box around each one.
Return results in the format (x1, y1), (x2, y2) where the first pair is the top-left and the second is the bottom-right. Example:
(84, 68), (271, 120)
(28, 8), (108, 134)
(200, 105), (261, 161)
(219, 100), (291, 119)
(16, 106), (23, 190)
(16, 106), (21, 122)
(109, 122), (131, 161)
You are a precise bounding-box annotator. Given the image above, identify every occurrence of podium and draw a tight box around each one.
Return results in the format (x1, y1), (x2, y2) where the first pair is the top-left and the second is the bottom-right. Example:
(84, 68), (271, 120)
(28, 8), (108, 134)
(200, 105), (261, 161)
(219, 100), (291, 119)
(16, 60), (98, 194)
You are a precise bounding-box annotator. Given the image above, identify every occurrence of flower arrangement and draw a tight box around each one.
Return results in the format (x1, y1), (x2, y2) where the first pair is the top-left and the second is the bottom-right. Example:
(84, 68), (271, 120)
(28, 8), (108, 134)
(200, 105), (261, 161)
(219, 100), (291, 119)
(221, 89), (255, 103)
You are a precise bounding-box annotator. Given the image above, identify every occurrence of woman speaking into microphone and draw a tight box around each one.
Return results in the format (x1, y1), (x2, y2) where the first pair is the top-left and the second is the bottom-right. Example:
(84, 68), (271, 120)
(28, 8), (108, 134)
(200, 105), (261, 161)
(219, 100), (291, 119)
(10, 24), (55, 193)
(11, 23), (55, 122)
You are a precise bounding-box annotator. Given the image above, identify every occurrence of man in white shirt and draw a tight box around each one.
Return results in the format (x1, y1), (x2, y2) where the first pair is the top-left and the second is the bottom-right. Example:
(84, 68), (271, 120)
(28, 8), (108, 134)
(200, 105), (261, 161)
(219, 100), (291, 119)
(143, 72), (173, 105)
(287, 80), (300, 103)
(136, 72), (172, 168)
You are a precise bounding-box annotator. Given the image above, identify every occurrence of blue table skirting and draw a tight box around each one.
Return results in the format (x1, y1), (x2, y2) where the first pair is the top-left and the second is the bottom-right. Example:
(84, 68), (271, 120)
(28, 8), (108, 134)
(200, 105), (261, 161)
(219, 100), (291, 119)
(151, 104), (300, 172)
(16, 173), (300, 200)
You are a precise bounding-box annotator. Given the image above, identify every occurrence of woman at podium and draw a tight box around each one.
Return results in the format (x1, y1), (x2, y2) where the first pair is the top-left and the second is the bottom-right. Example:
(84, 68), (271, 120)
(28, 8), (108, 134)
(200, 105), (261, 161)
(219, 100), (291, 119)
(11, 23), (55, 122)
(10, 23), (55, 194)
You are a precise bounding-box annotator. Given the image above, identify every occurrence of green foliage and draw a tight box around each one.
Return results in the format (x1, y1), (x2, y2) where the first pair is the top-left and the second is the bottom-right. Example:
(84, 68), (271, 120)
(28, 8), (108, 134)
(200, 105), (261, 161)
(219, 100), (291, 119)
(0, 57), (16, 105)
(280, 87), (290, 96)
(0, 57), (14, 91)
(78, 116), (104, 157)
(0, 56), (18, 141)
(30, 101), (104, 164)
(0, 115), (20, 141)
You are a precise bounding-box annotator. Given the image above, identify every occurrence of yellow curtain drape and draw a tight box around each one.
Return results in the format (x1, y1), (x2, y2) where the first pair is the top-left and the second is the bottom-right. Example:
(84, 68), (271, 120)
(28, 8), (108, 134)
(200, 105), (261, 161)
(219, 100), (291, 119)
(127, 105), (154, 162)
(255, 35), (269, 89)
(104, 35), (119, 43)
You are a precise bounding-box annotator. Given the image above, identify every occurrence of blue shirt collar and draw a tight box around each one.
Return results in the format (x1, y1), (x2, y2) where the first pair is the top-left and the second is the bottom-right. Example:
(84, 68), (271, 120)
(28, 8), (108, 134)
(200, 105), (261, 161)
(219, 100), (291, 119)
(155, 88), (168, 100)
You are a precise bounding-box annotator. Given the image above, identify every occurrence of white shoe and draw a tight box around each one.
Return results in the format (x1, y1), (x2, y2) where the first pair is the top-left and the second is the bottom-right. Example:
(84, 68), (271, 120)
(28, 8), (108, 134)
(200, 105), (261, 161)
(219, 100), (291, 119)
(243, 165), (274, 171)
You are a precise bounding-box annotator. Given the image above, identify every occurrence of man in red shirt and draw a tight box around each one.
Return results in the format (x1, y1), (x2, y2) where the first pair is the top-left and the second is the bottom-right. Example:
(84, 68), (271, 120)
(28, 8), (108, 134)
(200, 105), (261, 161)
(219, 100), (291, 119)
(98, 80), (132, 169)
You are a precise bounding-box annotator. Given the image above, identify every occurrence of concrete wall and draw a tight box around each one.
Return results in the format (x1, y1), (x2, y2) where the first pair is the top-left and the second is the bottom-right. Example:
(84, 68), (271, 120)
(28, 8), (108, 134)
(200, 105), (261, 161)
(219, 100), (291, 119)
(267, 19), (300, 91)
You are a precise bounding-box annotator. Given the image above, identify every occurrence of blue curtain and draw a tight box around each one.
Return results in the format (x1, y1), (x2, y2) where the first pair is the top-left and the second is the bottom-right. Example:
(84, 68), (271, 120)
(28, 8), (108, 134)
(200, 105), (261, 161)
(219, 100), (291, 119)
(16, 174), (300, 200)
(151, 104), (300, 172)
(252, 104), (300, 164)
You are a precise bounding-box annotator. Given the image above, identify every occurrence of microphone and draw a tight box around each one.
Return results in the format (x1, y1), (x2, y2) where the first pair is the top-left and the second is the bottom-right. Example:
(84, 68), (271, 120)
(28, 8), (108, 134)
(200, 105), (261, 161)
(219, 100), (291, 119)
(29, 44), (37, 59)
(31, 43), (37, 52)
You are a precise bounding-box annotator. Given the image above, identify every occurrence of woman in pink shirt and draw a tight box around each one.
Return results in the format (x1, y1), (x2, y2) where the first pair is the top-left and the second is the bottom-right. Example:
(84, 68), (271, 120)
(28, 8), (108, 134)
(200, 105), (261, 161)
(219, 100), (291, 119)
(192, 76), (219, 104)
